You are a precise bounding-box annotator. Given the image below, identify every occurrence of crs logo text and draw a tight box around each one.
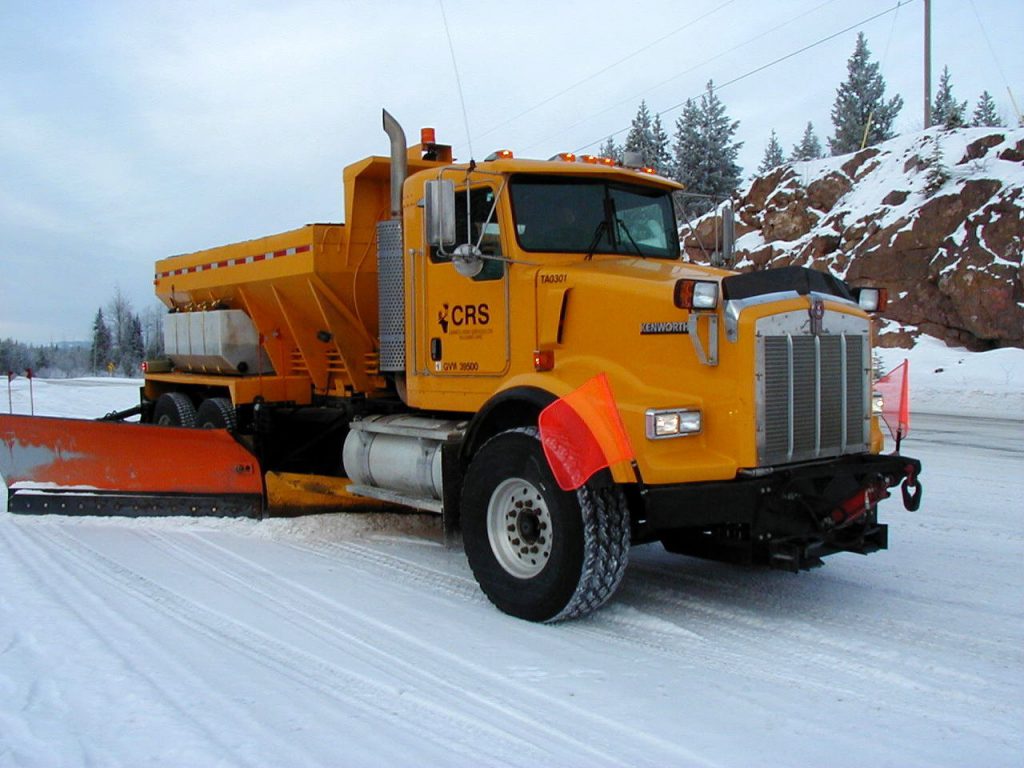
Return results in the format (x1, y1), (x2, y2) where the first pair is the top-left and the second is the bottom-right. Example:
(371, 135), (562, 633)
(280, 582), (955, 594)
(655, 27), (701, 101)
(438, 303), (490, 333)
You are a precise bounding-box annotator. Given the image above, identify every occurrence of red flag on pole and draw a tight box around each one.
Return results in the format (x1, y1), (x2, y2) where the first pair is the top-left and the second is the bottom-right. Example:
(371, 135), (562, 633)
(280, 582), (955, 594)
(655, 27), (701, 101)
(876, 360), (910, 442)
(538, 373), (635, 491)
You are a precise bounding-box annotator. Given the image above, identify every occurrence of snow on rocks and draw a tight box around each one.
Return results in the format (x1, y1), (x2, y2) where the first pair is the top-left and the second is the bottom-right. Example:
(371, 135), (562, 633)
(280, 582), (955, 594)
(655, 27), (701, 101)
(684, 126), (1024, 350)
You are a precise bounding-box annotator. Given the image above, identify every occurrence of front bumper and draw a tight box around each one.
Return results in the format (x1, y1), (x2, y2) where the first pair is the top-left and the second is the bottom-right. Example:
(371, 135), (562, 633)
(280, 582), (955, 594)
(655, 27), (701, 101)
(635, 453), (922, 570)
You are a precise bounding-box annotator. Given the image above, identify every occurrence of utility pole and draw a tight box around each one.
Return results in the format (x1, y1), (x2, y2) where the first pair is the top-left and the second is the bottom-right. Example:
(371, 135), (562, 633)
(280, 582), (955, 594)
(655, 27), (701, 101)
(924, 0), (932, 128)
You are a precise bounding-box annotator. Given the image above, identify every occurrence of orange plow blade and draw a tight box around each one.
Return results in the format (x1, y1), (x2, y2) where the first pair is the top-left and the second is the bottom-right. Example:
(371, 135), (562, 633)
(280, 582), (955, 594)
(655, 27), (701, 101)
(0, 414), (264, 518)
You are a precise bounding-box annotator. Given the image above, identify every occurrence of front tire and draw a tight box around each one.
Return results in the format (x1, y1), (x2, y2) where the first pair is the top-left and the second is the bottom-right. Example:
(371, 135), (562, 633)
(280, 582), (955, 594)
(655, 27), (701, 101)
(461, 427), (630, 622)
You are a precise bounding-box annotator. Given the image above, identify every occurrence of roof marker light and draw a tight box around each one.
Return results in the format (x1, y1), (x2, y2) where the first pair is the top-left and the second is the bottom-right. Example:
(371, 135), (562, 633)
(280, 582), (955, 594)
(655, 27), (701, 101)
(485, 149), (514, 161)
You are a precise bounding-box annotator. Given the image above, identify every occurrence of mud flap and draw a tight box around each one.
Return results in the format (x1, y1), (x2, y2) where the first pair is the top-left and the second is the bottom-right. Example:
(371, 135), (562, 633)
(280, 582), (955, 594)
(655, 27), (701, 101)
(0, 414), (264, 518)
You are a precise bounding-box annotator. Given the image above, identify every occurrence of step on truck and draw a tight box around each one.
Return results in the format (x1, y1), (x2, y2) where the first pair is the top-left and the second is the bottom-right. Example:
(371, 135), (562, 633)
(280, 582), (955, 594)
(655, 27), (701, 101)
(0, 110), (923, 622)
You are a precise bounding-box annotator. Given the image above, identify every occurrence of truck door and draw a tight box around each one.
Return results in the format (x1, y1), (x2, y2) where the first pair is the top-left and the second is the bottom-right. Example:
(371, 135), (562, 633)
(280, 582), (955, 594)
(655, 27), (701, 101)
(419, 185), (510, 378)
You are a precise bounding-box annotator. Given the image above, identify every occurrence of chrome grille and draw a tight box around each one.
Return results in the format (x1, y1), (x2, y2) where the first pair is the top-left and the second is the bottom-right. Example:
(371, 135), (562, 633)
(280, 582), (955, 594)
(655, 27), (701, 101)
(758, 327), (869, 465)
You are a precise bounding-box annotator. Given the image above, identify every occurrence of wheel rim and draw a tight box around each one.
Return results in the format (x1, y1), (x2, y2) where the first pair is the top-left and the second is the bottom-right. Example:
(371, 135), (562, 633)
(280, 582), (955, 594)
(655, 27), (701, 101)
(486, 477), (553, 579)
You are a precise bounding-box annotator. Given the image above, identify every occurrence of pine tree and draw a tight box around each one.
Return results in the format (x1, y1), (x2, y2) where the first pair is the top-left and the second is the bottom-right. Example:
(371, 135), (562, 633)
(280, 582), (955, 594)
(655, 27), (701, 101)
(599, 135), (621, 163)
(972, 90), (1003, 128)
(651, 113), (672, 175)
(624, 100), (653, 164)
(932, 66), (967, 129)
(624, 99), (669, 170)
(829, 32), (904, 155)
(791, 122), (823, 161)
(671, 81), (743, 216)
(90, 307), (113, 374)
(120, 314), (145, 377)
(672, 99), (702, 186)
(923, 139), (950, 195)
(757, 130), (786, 174)
(142, 304), (166, 360)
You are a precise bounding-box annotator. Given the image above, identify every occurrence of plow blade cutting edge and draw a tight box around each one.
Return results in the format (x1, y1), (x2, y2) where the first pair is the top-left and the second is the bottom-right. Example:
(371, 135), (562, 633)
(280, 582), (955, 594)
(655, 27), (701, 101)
(0, 414), (265, 518)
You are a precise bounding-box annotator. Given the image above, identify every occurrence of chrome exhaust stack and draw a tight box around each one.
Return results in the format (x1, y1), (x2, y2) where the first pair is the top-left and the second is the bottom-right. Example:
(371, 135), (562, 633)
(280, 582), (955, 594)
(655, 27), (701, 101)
(382, 109), (407, 219)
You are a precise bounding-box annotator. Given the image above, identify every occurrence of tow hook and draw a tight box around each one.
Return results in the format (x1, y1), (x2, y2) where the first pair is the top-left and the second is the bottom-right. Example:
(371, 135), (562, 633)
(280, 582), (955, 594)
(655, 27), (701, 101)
(901, 465), (923, 511)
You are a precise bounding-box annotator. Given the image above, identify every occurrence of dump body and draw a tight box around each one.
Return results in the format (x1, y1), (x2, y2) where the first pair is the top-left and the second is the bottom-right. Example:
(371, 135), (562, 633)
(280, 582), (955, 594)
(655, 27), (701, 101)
(147, 149), (454, 407)
(152, 222), (381, 401)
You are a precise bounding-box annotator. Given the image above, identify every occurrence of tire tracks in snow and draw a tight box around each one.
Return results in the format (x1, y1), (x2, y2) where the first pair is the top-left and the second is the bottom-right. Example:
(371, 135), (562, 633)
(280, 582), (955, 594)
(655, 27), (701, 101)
(285, 538), (716, 663)
(292, 536), (1002, 720)
(141, 529), (584, 767)
(0, 520), (256, 768)
(157, 530), (720, 768)
(19, 523), (529, 768)
(617, 561), (1010, 716)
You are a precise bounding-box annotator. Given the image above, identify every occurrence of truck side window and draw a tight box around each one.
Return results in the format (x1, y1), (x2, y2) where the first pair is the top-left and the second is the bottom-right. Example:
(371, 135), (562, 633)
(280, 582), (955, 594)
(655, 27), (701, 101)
(430, 186), (504, 281)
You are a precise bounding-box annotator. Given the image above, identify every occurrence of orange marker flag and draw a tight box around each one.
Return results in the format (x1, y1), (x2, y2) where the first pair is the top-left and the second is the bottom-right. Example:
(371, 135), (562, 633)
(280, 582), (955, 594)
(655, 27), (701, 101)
(876, 360), (911, 443)
(538, 373), (635, 491)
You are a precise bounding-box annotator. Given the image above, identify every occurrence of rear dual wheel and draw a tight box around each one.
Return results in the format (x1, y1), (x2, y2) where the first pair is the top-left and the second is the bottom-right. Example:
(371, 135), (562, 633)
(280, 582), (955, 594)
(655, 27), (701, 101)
(461, 427), (630, 623)
(196, 397), (237, 431)
(153, 393), (235, 431)
(153, 392), (197, 428)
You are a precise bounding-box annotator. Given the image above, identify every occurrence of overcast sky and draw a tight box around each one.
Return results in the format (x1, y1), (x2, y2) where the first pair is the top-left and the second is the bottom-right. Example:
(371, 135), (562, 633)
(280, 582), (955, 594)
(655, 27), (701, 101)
(2, 0), (1021, 344)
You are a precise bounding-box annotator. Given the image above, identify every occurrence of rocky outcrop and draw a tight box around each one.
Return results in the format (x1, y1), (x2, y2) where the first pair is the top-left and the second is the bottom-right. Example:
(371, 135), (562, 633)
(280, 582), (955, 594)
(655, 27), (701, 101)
(683, 127), (1024, 350)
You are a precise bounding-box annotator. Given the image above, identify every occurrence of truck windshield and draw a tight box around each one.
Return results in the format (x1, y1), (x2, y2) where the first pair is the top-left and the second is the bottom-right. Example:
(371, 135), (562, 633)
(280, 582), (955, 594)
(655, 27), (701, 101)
(509, 176), (680, 259)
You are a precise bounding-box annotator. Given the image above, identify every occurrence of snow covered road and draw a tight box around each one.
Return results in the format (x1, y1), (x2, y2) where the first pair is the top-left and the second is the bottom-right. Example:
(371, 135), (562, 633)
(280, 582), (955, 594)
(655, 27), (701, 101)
(2, 406), (1022, 767)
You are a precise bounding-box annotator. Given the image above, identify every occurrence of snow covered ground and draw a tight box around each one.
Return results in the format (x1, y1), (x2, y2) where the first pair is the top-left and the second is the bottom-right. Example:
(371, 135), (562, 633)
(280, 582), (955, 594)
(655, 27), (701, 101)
(2, 343), (1022, 767)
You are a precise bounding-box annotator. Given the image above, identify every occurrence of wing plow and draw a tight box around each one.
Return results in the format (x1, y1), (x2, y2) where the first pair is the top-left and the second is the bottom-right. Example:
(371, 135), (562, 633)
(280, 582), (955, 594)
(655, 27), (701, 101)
(0, 414), (265, 518)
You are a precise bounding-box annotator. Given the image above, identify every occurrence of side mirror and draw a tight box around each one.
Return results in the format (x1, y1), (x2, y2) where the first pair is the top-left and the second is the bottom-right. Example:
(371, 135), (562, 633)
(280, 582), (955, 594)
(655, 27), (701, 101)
(720, 202), (735, 266)
(425, 180), (456, 247)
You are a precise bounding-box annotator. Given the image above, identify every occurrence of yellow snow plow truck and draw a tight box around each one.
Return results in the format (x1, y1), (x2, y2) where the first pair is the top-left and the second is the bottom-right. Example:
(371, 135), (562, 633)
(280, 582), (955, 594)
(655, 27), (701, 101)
(0, 110), (922, 622)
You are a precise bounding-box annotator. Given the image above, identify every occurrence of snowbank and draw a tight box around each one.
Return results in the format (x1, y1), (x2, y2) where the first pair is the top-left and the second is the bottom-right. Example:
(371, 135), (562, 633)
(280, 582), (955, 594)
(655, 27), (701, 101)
(877, 337), (1024, 419)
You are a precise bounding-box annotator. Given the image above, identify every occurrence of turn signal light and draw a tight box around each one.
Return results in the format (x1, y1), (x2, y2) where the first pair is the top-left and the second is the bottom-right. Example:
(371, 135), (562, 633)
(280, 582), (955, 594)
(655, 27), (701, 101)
(674, 279), (719, 310)
(533, 350), (555, 371)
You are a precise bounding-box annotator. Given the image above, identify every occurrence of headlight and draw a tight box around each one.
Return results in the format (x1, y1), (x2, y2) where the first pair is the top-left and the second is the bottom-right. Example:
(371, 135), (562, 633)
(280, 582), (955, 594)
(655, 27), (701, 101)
(646, 408), (701, 439)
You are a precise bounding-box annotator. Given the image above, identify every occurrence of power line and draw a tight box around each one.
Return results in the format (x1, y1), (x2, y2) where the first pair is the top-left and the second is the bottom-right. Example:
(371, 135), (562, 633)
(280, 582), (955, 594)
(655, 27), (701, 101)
(523, 0), (841, 152)
(968, 0), (1022, 124)
(573, 0), (915, 154)
(439, 0), (475, 160)
(474, 0), (737, 141)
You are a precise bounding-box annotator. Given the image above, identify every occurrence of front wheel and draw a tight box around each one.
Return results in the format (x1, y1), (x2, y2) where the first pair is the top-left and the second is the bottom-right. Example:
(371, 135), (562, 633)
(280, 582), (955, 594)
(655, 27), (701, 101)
(461, 427), (630, 622)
